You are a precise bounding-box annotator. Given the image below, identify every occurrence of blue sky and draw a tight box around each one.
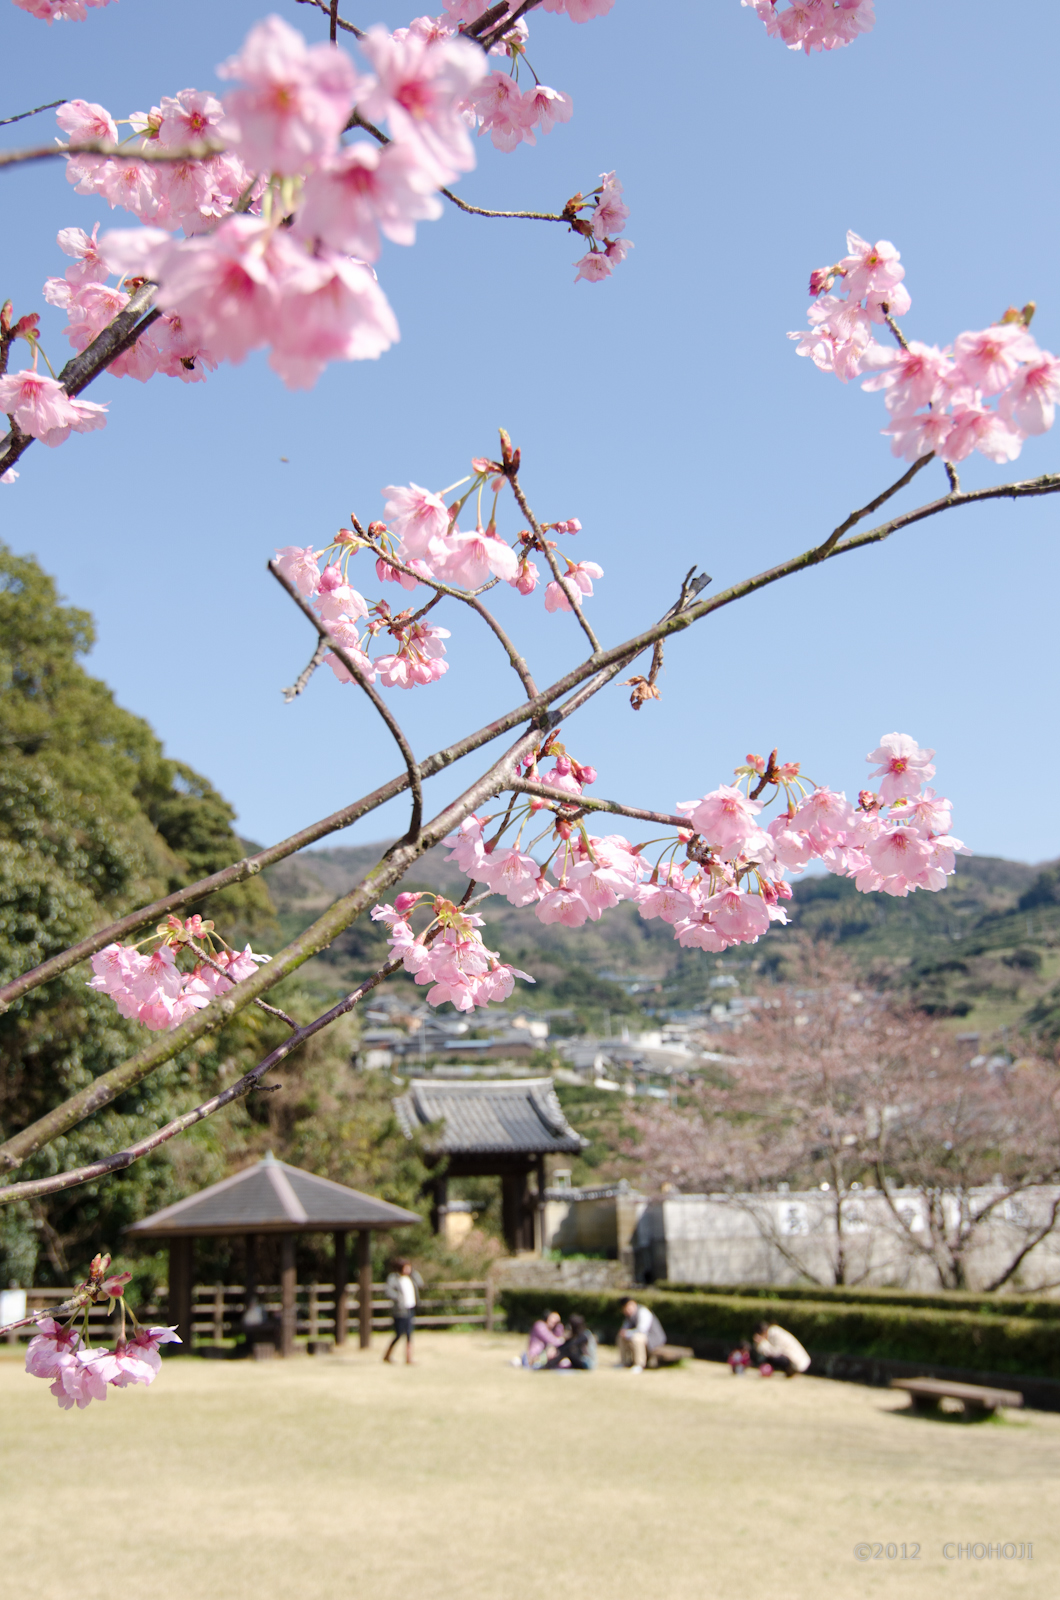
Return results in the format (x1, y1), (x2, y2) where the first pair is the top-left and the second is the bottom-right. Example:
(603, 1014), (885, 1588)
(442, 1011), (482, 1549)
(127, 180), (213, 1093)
(2, 0), (1058, 864)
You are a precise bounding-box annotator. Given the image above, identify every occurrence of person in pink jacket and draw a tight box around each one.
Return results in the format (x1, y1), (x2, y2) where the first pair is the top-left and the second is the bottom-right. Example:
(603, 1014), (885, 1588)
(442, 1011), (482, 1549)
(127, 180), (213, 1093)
(525, 1310), (565, 1368)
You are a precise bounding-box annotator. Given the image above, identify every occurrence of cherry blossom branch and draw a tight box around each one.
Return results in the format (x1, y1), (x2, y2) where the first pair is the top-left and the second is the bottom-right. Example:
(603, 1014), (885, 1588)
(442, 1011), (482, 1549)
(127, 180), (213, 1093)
(8, 459), (1051, 1014)
(507, 781), (690, 831)
(0, 140), (227, 171)
(361, 534), (539, 697)
(436, 190), (570, 222)
(479, 0), (544, 50)
(0, 651), (635, 1177)
(190, 945), (297, 1030)
(291, 0), (365, 39)
(268, 560), (425, 841)
(811, 452), (935, 558)
(505, 458), (602, 654)
(0, 959), (409, 1206)
(0, 99), (67, 127)
(0, 282), (159, 476)
(462, 1), (522, 40)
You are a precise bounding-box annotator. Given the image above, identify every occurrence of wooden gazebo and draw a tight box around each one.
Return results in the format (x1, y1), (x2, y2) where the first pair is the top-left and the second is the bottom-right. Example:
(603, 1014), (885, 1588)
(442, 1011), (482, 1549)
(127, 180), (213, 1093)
(126, 1154), (419, 1355)
(394, 1079), (586, 1252)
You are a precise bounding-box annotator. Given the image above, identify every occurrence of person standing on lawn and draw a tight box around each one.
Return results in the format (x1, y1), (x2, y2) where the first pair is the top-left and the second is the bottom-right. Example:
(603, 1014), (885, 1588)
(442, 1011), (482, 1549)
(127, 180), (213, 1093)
(618, 1299), (667, 1372)
(383, 1259), (423, 1365)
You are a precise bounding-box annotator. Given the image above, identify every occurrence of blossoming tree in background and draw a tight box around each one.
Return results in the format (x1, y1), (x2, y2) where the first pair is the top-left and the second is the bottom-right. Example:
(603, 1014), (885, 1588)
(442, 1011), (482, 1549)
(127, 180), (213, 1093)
(3, 0), (1060, 1402)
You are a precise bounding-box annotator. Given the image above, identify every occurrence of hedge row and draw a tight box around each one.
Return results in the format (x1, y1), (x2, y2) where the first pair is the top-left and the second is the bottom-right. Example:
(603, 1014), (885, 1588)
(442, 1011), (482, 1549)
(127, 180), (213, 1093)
(499, 1287), (1060, 1380)
(654, 1281), (1060, 1321)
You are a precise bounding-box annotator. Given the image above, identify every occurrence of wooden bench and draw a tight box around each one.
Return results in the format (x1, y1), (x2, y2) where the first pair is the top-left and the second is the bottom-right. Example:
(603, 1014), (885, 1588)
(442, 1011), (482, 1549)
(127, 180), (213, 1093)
(647, 1344), (694, 1369)
(891, 1377), (1023, 1419)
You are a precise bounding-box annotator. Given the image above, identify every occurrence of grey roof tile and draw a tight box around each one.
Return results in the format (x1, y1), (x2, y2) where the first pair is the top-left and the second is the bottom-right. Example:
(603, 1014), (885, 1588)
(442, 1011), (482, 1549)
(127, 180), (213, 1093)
(393, 1078), (586, 1155)
(126, 1155), (420, 1236)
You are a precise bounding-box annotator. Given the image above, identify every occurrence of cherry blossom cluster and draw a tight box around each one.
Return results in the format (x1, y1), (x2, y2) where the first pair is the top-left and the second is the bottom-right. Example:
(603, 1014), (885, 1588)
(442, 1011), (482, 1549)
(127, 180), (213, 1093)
(272, 452), (603, 688)
(372, 892), (534, 1012)
(791, 230), (1060, 465)
(12, 0), (111, 20)
(373, 731), (963, 1013)
(23, 1254), (180, 1409)
(87, 914), (269, 1032)
(3, 8), (628, 449)
(742, 0), (875, 52)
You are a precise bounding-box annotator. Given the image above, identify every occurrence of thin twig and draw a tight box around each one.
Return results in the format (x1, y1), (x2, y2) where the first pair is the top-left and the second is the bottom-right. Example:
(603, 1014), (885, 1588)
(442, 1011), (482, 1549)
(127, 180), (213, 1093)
(505, 458), (601, 654)
(282, 637), (329, 702)
(190, 945), (297, 1031)
(508, 781), (690, 831)
(439, 189), (568, 222)
(0, 99), (66, 127)
(268, 561), (424, 842)
(293, 0), (365, 36)
(812, 453), (935, 558)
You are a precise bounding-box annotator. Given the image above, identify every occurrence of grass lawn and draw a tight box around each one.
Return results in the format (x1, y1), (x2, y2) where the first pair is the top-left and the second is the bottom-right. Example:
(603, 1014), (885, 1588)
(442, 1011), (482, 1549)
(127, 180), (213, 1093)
(0, 1331), (1055, 1599)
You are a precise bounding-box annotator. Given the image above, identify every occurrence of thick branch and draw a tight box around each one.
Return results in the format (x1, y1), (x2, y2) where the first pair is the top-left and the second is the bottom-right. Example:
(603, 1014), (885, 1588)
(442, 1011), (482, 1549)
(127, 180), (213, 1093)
(0, 139), (226, 171)
(508, 781), (690, 831)
(8, 460), (1049, 1012)
(480, 0), (544, 49)
(0, 282), (160, 477)
(0, 650), (636, 1176)
(0, 959), (406, 1206)
(269, 561), (424, 841)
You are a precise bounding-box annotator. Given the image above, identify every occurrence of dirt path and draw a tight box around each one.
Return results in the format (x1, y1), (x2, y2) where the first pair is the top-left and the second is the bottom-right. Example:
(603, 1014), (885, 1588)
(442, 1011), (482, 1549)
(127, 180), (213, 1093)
(1, 1332), (1054, 1598)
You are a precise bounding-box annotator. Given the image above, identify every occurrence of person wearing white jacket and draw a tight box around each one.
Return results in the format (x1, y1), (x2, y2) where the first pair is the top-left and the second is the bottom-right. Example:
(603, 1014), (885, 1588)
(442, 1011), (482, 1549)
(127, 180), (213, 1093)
(753, 1321), (811, 1377)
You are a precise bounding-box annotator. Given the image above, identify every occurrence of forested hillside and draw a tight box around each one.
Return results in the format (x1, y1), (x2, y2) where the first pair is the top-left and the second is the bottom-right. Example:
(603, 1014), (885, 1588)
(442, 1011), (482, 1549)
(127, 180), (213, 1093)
(262, 839), (1060, 1047)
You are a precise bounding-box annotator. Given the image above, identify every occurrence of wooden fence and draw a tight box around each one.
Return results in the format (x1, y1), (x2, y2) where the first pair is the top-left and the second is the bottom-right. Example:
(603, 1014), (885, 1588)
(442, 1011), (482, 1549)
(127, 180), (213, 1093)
(5, 1280), (495, 1348)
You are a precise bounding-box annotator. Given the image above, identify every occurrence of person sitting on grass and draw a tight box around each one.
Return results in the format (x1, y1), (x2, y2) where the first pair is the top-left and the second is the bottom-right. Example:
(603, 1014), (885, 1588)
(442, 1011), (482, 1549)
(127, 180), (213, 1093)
(728, 1341), (753, 1375)
(524, 1309), (566, 1368)
(752, 1320), (811, 1378)
(546, 1313), (597, 1372)
(383, 1259), (423, 1365)
(618, 1298), (667, 1372)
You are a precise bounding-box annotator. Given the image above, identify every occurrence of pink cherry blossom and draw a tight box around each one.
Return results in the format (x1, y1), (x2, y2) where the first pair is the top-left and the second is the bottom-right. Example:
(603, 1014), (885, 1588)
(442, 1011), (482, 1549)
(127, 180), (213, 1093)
(440, 527), (519, 588)
(635, 875), (697, 926)
(860, 341), (952, 413)
(357, 26), (487, 186)
(574, 250), (613, 284)
(882, 407), (955, 463)
(0, 370), (108, 447)
(314, 564), (369, 622)
(792, 785), (855, 842)
(472, 73), (536, 152)
(999, 351), (1060, 435)
(536, 882), (591, 927)
(56, 98), (118, 141)
(541, 0), (615, 19)
(444, 816), (489, 876)
(952, 324), (1038, 396)
(866, 733), (936, 802)
(701, 885), (771, 942)
(592, 172), (629, 239)
(479, 846), (543, 906)
(51, 1347), (121, 1409)
(543, 561), (603, 611)
(680, 785), (763, 855)
(942, 401), (1022, 465)
(25, 1317), (82, 1379)
(383, 482), (451, 557)
(267, 250), (399, 390)
(296, 142), (443, 259)
(523, 85), (573, 135)
(14, 0), (112, 18)
(509, 555), (539, 595)
(274, 545), (322, 594)
(218, 16), (361, 176)
(323, 623), (377, 685)
(56, 223), (109, 285)
(151, 217), (286, 364)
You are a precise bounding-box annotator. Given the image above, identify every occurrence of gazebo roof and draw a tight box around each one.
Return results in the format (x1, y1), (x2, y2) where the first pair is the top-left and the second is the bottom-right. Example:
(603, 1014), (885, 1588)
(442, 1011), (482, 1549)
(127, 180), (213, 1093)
(394, 1078), (586, 1157)
(125, 1154), (420, 1238)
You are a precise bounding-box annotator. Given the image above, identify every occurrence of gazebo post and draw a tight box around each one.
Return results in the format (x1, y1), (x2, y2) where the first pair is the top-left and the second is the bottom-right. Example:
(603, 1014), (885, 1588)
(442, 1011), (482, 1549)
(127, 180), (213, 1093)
(357, 1228), (372, 1350)
(333, 1229), (348, 1346)
(169, 1236), (194, 1350)
(280, 1234), (296, 1357)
